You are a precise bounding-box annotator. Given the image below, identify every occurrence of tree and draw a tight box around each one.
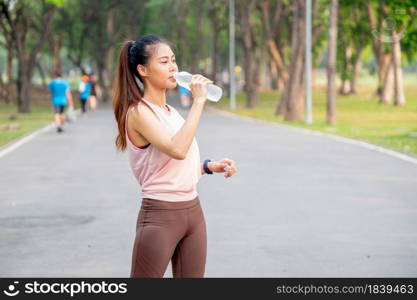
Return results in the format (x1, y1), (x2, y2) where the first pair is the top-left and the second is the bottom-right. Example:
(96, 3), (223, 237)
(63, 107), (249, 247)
(258, 0), (325, 117)
(0, 0), (57, 113)
(0, 27), (13, 103)
(327, 0), (338, 124)
(337, 1), (368, 95)
(259, 0), (289, 93)
(207, 0), (228, 84)
(236, 0), (263, 108)
(90, 0), (148, 101)
(366, 0), (415, 106)
(274, 0), (306, 121)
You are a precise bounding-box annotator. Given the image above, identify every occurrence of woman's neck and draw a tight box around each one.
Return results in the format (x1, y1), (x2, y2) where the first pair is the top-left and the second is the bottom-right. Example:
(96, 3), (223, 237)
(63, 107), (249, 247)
(143, 88), (167, 109)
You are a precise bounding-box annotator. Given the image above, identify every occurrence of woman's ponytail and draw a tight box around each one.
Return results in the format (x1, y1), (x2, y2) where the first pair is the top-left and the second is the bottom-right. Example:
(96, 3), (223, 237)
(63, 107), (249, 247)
(113, 40), (143, 151)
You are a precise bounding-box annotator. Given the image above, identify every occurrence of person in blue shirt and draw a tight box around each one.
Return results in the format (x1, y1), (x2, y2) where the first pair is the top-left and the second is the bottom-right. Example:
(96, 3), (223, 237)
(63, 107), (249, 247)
(48, 71), (73, 133)
(78, 74), (91, 114)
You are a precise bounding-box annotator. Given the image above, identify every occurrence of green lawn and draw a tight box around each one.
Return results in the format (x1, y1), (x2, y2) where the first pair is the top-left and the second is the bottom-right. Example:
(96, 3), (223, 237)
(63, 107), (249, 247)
(0, 103), (53, 147)
(208, 84), (417, 156)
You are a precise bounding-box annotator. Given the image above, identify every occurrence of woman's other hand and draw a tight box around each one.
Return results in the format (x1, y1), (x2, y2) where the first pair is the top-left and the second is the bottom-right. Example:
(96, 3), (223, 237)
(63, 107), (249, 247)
(208, 158), (237, 178)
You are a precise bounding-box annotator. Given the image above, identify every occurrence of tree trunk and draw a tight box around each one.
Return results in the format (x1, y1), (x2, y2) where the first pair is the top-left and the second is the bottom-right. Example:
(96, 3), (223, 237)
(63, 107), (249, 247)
(36, 60), (47, 89)
(16, 58), (32, 113)
(51, 34), (63, 75)
(281, 0), (305, 121)
(211, 24), (220, 83)
(259, 0), (288, 94)
(269, 60), (279, 90)
(11, 5), (56, 113)
(238, 0), (259, 108)
(327, 0), (338, 125)
(0, 67), (8, 104)
(3, 42), (14, 104)
(242, 46), (258, 108)
(366, 1), (392, 98)
(339, 80), (350, 95)
(380, 59), (394, 104)
(350, 46), (363, 94)
(94, 6), (116, 103)
(284, 45), (305, 121)
(0, 71), (6, 103)
(208, 7), (221, 84)
(392, 31), (405, 106)
(377, 53), (391, 96)
(97, 60), (107, 101)
(276, 0), (299, 116)
(338, 45), (352, 95)
(267, 39), (289, 87)
(105, 7), (115, 91)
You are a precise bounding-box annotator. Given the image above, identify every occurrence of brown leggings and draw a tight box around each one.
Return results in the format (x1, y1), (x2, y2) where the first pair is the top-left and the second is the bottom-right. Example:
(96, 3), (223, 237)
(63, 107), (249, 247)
(130, 196), (207, 278)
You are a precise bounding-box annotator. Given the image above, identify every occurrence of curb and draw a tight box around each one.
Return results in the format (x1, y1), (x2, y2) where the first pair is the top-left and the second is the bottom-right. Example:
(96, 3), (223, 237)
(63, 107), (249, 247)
(207, 106), (417, 166)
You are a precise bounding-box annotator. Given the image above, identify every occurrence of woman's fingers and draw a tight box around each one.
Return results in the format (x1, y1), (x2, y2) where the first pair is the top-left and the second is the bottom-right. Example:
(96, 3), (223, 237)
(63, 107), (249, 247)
(223, 158), (236, 169)
(221, 158), (237, 178)
(190, 75), (212, 99)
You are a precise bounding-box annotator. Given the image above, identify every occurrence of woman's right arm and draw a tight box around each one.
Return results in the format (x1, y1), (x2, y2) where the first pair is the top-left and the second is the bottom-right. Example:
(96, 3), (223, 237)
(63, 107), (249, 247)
(170, 97), (206, 159)
(131, 75), (211, 160)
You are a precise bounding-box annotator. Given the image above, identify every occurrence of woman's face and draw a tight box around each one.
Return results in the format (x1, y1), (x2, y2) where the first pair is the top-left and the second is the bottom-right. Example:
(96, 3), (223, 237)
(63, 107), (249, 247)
(138, 43), (179, 90)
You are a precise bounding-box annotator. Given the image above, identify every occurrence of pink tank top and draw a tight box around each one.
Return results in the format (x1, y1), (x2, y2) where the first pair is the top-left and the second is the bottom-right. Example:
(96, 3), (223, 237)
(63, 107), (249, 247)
(125, 98), (202, 202)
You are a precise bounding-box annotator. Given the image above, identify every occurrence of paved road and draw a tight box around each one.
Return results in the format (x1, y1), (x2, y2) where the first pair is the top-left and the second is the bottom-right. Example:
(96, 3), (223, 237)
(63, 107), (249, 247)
(1, 94), (416, 277)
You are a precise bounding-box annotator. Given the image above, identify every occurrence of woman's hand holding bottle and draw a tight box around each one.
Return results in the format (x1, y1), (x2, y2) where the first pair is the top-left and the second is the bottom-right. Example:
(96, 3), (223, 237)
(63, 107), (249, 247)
(189, 74), (213, 104)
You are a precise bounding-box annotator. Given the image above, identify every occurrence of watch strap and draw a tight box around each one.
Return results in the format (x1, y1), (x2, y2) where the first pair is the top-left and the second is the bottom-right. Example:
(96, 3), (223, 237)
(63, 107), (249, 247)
(203, 159), (213, 175)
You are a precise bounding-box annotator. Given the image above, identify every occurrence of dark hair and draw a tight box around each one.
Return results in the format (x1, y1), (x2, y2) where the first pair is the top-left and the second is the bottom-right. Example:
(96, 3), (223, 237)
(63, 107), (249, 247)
(55, 71), (62, 77)
(112, 35), (172, 151)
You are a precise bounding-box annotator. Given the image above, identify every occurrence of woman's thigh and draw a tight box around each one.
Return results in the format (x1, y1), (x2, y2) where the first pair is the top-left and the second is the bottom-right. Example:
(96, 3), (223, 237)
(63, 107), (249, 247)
(171, 203), (207, 278)
(130, 209), (187, 278)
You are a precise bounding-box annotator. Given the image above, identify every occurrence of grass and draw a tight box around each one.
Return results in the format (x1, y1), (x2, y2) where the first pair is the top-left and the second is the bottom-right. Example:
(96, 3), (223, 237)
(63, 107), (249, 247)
(0, 103), (53, 147)
(0, 85), (66, 148)
(208, 83), (417, 156)
(0, 84), (86, 148)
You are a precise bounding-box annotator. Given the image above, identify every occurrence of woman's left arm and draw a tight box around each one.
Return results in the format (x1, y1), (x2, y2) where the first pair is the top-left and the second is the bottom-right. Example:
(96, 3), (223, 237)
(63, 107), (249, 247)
(201, 158), (237, 178)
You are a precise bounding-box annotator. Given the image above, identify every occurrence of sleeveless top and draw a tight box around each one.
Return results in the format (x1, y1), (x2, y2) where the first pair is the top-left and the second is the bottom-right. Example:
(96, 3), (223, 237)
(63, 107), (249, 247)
(125, 98), (202, 202)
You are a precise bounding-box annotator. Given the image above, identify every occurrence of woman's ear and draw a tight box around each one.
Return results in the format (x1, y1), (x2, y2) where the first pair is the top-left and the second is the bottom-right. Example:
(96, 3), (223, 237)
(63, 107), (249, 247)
(137, 64), (148, 78)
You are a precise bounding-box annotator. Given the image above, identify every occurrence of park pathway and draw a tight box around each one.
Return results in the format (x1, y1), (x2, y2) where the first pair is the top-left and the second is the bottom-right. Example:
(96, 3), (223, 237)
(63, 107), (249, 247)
(1, 93), (416, 277)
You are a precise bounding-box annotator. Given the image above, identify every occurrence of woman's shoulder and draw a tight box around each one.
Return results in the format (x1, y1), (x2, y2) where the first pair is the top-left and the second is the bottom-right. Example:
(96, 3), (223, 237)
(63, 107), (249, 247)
(129, 101), (160, 125)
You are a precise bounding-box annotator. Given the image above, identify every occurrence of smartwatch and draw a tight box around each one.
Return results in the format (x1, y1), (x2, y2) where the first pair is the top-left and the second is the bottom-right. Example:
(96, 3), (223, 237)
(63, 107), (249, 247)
(203, 159), (213, 175)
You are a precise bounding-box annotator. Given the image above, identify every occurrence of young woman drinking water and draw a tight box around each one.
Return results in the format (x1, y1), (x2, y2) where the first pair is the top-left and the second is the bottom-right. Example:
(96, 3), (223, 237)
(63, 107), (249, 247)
(112, 35), (237, 278)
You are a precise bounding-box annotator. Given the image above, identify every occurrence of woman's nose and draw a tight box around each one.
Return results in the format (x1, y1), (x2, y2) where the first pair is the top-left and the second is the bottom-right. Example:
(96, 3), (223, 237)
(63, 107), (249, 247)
(169, 65), (177, 72)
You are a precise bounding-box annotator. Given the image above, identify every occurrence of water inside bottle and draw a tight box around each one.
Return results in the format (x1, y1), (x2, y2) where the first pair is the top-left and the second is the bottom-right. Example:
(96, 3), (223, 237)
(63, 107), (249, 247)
(173, 71), (222, 102)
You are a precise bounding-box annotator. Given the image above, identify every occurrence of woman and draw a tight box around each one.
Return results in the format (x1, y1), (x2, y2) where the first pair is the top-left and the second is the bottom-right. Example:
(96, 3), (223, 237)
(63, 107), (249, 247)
(112, 35), (237, 278)
(78, 74), (91, 114)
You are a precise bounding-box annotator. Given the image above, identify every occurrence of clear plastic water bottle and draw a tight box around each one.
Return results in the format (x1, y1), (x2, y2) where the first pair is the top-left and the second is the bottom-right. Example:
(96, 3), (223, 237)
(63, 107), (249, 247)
(173, 71), (223, 102)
